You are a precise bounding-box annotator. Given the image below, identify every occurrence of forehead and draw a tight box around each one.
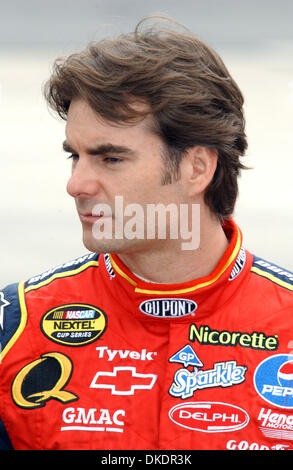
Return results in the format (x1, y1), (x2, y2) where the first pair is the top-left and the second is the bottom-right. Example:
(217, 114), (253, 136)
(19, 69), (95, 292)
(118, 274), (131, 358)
(66, 98), (157, 144)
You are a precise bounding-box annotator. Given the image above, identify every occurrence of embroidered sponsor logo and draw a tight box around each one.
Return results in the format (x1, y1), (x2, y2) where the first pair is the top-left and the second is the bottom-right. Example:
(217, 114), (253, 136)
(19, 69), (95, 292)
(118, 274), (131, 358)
(139, 298), (197, 318)
(169, 361), (247, 399)
(169, 344), (203, 368)
(258, 407), (293, 441)
(169, 402), (249, 433)
(95, 346), (157, 361)
(90, 366), (157, 395)
(169, 345), (247, 399)
(41, 303), (107, 346)
(254, 354), (293, 408)
(27, 253), (97, 285)
(189, 324), (279, 351)
(61, 407), (125, 433)
(104, 253), (115, 279)
(0, 291), (10, 333)
(253, 259), (293, 282)
(11, 352), (78, 409)
(229, 247), (246, 281)
(226, 439), (290, 450)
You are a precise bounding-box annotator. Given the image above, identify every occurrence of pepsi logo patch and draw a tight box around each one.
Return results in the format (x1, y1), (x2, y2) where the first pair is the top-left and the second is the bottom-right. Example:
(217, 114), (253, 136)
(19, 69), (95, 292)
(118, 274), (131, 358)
(254, 354), (293, 409)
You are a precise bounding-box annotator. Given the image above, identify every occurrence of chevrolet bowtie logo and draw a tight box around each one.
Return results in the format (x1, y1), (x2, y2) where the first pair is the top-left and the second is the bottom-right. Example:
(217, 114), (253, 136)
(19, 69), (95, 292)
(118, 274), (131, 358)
(90, 366), (158, 395)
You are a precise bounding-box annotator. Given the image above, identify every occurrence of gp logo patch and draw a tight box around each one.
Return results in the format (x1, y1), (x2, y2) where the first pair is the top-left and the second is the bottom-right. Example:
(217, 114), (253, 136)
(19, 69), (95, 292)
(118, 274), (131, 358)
(41, 303), (107, 346)
(254, 354), (293, 408)
(169, 345), (247, 399)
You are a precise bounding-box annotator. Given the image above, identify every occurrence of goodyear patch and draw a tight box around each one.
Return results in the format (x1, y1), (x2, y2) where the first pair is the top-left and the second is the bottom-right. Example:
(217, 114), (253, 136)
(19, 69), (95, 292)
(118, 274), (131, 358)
(41, 303), (107, 346)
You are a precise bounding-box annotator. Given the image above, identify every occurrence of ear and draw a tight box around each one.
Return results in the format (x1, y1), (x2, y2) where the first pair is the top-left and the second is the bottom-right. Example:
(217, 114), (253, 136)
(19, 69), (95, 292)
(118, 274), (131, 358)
(180, 146), (218, 198)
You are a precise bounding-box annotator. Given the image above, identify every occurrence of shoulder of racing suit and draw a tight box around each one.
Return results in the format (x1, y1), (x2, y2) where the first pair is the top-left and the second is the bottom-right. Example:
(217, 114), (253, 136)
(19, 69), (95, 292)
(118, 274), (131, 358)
(0, 282), (23, 363)
(0, 282), (22, 451)
(24, 252), (100, 292)
(0, 252), (100, 361)
(251, 255), (293, 293)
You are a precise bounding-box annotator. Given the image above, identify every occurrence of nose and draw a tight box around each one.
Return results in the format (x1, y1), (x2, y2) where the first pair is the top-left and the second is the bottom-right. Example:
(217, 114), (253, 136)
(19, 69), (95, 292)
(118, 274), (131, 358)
(66, 157), (100, 198)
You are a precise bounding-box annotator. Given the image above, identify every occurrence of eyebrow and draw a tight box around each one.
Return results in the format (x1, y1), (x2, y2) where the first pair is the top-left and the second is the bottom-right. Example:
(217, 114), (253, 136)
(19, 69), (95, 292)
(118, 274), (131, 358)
(62, 140), (137, 157)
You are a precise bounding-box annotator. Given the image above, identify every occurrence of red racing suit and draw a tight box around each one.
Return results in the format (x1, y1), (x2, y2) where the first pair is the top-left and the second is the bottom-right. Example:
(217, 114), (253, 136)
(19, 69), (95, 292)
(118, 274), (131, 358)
(0, 219), (293, 450)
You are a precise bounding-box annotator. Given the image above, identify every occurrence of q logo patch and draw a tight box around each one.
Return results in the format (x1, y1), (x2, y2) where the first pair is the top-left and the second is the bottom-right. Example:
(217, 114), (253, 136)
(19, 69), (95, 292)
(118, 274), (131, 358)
(41, 303), (107, 346)
(12, 352), (78, 409)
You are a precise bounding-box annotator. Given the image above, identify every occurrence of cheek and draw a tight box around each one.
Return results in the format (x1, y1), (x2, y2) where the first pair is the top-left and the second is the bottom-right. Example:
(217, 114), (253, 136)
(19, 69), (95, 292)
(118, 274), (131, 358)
(111, 164), (180, 206)
(116, 174), (157, 200)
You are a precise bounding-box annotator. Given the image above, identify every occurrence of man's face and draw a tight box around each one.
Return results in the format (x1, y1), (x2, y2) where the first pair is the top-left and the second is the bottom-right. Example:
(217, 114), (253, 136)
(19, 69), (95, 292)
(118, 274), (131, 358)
(65, 98), (189, 254)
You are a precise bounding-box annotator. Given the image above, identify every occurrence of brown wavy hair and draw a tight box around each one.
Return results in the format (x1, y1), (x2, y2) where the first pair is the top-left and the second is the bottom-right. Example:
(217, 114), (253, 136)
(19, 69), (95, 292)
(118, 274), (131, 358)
(44, 16), (248, 220)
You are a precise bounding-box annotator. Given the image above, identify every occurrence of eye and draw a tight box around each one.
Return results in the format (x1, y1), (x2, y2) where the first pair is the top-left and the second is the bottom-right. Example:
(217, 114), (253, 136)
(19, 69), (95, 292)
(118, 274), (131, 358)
(103, 156), (122, 164)
(67, 153), (79, 160)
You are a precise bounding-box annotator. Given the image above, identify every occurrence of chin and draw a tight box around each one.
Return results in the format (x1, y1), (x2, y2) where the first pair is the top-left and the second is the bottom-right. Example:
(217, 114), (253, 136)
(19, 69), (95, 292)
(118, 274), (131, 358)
(82, 233), (149, 255)
(83, 234), (126, 254)
(82, 235), (109, 254)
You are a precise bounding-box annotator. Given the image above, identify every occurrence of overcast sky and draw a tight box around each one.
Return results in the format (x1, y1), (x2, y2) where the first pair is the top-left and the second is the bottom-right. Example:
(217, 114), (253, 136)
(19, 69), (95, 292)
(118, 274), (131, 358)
(1, 0), (293, 52)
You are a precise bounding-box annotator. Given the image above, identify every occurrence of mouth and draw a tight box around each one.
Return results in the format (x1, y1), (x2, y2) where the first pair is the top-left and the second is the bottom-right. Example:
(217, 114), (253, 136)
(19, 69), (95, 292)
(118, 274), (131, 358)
(78, 209), (112, 224)
(78, 212), (110, 224)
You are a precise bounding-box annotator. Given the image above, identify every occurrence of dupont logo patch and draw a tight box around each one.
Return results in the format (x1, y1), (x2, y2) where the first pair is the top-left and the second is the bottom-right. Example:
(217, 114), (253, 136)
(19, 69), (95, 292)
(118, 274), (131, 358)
(139, 298), (197, 318)
(169, 402), (249, 433)
(41, 303), (107, 346)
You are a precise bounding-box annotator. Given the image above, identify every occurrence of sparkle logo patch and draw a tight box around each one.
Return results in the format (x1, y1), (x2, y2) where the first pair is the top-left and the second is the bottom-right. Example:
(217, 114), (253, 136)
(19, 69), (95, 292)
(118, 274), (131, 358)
(254, 354), (293, 409)
(169, 345), (247, 399)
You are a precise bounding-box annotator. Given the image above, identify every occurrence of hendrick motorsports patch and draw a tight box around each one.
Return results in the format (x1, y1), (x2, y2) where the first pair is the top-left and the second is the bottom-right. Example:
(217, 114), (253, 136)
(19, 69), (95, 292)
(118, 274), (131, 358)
(41, 303), (107, 346)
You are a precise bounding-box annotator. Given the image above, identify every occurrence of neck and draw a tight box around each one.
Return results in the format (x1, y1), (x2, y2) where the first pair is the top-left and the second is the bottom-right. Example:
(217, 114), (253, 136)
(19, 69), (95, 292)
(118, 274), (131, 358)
(117, 212), (229, 284)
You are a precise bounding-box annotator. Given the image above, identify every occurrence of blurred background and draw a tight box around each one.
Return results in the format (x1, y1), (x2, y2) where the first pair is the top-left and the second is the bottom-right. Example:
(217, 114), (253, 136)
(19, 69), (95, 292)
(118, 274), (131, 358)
(0, 0), (292, 285)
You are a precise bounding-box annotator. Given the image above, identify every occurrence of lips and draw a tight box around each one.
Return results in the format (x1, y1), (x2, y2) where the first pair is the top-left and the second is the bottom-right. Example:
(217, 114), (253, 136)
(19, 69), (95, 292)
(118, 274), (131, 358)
(78, 206), (113, 224)
(79, 213), (107, 223)
(76, 200), (113, 225)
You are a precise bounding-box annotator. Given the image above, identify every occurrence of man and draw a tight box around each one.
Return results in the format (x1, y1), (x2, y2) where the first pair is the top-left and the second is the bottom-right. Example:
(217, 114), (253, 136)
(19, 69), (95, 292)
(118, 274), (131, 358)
(0, 16), (292, 451)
